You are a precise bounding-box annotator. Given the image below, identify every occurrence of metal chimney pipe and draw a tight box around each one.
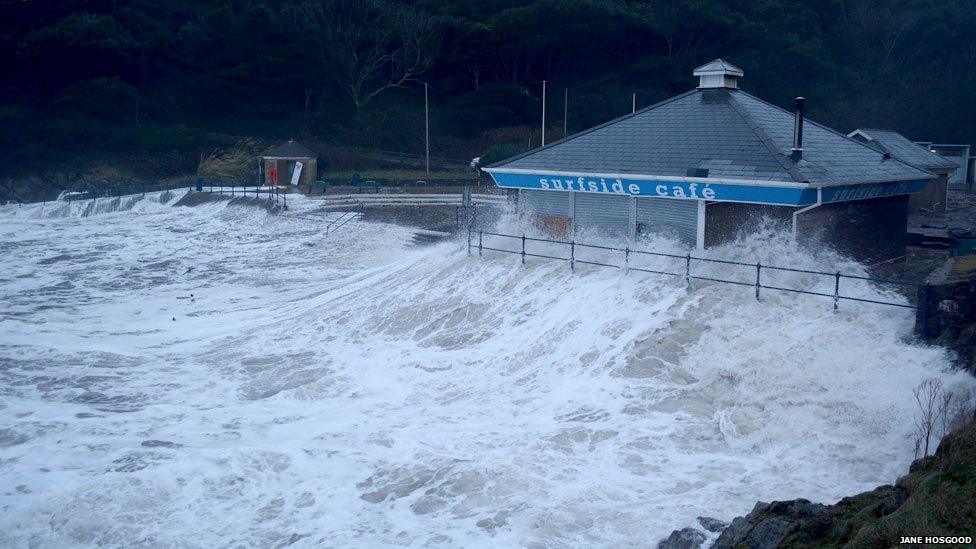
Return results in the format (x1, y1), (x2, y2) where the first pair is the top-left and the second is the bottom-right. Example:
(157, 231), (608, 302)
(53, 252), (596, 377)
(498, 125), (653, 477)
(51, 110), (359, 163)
(791, 97), (805, 160)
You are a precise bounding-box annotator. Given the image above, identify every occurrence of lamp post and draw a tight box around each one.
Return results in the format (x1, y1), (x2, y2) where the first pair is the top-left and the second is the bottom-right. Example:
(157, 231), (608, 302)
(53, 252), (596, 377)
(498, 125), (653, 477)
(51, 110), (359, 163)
(424, 82), (430, 175)
(564, 88), (568, 136)
(541, 80), (547, 147)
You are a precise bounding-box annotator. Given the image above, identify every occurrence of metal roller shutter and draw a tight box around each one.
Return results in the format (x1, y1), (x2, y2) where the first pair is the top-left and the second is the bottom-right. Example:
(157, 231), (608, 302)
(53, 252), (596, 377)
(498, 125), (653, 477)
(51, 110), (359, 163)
(574, 193), (632, 235)
(636, 197), (699, 246)
(519, 189), (571, 217)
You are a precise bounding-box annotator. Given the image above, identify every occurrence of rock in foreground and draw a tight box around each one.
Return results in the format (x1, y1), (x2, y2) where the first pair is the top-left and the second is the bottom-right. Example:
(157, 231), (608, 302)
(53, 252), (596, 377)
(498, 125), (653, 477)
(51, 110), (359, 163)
(712, 420), (976, 548)
(658, 527), (707, 549)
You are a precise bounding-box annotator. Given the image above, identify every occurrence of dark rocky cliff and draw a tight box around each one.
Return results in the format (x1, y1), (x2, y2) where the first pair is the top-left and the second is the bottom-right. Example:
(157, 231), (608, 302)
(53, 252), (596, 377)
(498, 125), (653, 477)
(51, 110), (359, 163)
(917, 255), (976, 376)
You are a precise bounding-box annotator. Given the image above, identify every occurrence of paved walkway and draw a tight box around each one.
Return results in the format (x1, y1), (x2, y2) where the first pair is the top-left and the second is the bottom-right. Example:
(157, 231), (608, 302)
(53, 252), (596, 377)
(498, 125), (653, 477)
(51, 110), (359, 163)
(909, 190), (976, 240)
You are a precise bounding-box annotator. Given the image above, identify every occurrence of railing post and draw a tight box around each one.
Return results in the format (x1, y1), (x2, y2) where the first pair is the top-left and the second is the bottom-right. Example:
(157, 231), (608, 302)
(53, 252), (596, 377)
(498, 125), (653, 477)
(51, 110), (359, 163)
(467, 225), (472, 256)
(478, 231), (483, 256)
(685, 254), (692, 287)
(833, 271), (841, 310)
(755, 262), (761, 301)
(570, 241), (575, 272)
(919, 284), (931, 338)
(623, 247), (629, 272)
(521, 234), (526, 266)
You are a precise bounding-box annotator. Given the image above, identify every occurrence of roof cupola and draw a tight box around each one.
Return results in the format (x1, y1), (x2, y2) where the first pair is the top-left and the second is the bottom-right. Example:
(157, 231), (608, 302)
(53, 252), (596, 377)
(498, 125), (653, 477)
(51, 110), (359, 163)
(693, 59), (744, 89)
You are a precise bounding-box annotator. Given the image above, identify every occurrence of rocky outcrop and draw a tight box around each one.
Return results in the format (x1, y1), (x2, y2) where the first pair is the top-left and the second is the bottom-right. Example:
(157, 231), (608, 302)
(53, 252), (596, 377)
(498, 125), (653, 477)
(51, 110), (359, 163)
(697, 516), (729, 533)
(711, 500), (833, 548)
(916, 255), (976, 374)
(657, 517), (731, 549)
(710, 421), (976, 548)
(658, 527), (707, 549)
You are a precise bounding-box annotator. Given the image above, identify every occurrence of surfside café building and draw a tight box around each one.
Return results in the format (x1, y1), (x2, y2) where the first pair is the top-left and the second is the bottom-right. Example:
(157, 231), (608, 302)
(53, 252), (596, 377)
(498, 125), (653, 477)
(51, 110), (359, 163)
(483, 60), (936, 264)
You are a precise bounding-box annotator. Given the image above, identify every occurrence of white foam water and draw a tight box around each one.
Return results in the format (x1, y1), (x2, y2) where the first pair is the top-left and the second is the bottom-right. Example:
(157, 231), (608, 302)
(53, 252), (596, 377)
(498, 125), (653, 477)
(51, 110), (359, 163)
(0, 194), (972, 547)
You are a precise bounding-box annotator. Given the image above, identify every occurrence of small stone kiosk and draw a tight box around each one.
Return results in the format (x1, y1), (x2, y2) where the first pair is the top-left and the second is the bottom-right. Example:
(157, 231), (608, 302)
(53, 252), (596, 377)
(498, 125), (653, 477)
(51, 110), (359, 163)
(262, 140), (318, 186)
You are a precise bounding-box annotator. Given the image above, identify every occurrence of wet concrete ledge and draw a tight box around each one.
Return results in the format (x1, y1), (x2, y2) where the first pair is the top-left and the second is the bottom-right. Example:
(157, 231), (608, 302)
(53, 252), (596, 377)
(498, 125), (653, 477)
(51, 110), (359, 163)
(173, 190), (282, 212)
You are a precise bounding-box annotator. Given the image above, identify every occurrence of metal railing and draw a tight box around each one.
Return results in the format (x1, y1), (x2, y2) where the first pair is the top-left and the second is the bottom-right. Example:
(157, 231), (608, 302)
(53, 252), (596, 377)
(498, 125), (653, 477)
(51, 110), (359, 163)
(325, 202), (365, 234)
(201, 182), (367, 233)
(468, 229), (931, 333)
(199, 182), (287, 209)
(324, 144), (469, 170)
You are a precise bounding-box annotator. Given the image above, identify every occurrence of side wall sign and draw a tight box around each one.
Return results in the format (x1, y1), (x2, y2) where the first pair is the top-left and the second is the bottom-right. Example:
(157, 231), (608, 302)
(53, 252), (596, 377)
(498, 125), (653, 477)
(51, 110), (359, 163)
(820, 180), (927, 203)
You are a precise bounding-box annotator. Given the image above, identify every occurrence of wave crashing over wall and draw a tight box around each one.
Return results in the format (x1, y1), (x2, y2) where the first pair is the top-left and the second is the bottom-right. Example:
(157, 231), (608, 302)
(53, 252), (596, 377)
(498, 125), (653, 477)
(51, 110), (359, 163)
(0, 189), (282, 219)
(0, 200), (972, 547)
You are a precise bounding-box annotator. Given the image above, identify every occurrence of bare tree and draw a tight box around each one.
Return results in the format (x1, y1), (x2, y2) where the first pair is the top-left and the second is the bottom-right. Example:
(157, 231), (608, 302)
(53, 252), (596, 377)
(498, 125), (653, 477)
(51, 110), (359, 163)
(464, 61), (482, 90)
(298, 0), (440, 108)
(908, 378), (976, 460)
(650, 0), (706, 62)
(653, 0), (681, 59)
(938, 387), (955, 441)
(911, 378), (943, 458)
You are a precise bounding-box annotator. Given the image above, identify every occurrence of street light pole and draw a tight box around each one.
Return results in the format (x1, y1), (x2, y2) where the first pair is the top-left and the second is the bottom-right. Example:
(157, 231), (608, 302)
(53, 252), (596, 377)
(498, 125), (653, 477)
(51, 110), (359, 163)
(632, 92), (636, 113)
(541, 80), (546, 147)
(564, 87), (568, 137)
(424, 82), (430, 175)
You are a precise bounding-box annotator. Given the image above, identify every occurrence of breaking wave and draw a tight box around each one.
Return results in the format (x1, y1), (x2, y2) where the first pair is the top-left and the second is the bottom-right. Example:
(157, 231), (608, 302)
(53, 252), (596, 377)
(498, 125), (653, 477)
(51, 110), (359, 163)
(0, 195), (972, 547)
(0, 189), (286, 220)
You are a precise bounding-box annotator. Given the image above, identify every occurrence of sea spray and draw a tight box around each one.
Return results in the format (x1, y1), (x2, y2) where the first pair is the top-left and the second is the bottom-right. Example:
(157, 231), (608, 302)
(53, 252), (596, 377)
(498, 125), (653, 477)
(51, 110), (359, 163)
(0, 196), (972, 547)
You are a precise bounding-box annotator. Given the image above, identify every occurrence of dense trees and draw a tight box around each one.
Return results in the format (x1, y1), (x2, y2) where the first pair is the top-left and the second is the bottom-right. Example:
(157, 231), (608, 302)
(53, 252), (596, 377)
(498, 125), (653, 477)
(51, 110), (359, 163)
(1, 0), (974, 175)
(297, 0), (441, 108)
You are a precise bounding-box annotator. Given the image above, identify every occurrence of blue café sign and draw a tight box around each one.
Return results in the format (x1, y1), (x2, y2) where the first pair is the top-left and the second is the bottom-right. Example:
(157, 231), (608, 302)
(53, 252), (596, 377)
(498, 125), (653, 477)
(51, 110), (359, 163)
(485, 170), (928, 206)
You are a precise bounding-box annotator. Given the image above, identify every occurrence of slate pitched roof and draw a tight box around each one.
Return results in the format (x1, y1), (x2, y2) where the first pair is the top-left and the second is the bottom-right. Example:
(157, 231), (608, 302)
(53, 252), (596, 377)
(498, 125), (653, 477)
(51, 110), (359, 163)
(849, 129), (958, 172)
(488, 88), (933, 186)
(266, 140), (317, 158)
